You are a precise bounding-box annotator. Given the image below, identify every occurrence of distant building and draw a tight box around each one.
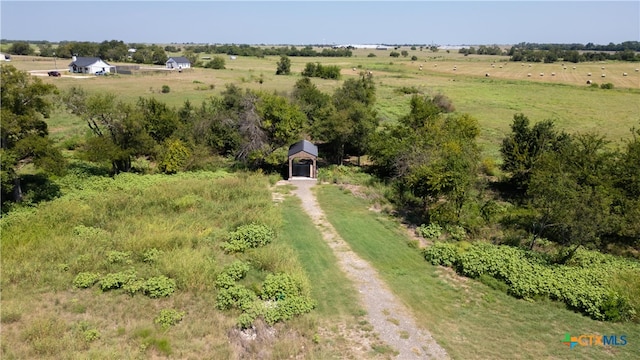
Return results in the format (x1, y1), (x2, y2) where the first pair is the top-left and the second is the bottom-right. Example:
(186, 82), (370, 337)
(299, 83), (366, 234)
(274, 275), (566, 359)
(166, 57), (191, 70)
(68, 56), (112, 74)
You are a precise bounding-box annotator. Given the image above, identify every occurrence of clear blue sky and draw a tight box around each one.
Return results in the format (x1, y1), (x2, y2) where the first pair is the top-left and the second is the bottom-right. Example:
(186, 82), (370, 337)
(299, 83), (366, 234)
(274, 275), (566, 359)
(1, 1), (638, 45)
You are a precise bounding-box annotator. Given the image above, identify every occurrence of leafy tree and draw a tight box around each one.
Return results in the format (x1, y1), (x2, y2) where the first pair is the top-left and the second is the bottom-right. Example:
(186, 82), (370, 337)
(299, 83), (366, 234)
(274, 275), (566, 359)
(63, 87), (155, 174)
(131, 46), (153, 64)
(401, 50), (409, 57)
(527, 138), (615, 261)
(1, 65), (64, 204)
(390, 51), (400, 58)
(301, 62), (340, 79)
(292, 77), (334, 134)
(136, 97), (180, 142)
(8, 41), (34, 55)
(276, 55), (291, 75)
(315, 73), (377, 164)
(158, 138), (191, 174)
(98, 40), (129, 61)
(180, 97), (239, 156)
(182, 49), (199, 66)
(151, 45), (168, 65)
(205, 56), (226, 69)
(369, 94), (480, 223)
(500, 114), (569, 192)
(55, 41), (99, 58)
(38, 43), (54, 57)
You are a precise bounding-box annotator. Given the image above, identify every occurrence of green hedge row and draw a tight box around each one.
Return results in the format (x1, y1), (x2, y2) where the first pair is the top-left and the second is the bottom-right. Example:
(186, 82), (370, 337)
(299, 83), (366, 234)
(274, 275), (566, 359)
(423, 242), (639, 321)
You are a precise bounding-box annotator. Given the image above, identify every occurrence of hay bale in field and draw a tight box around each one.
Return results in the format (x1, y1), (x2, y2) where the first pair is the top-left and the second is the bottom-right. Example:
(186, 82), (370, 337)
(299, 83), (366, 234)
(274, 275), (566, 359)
(587, 73), (592, 76)
(601, 74), (606, 77)
(623, 72), (628, 76)
(540, 72), (544, 76)
(551, 72), (556, 76)
(601, 66), (605, 70)
(586, 80), (592, 85)
(527, 73), (531, 77)
(485, 73), (490, 77)
(635, 68), (639, 72)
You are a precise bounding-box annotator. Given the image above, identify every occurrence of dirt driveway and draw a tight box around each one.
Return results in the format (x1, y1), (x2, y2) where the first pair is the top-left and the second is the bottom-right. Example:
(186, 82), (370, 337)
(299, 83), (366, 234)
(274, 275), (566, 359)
(286, 179), (448, 359)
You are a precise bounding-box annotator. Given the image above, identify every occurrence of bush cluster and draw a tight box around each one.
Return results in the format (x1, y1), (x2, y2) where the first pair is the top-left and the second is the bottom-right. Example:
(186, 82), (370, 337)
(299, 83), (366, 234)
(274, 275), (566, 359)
(214, 268), (315, 328)
(215, 261), (251, 289)
(74, 269), (175, 298)
(301, 62), (341, 79)
(221, 223), (275, 253)
(154, 309), (185, 330)
(416, 223), (442, 240)
(423, 242), (638, 321)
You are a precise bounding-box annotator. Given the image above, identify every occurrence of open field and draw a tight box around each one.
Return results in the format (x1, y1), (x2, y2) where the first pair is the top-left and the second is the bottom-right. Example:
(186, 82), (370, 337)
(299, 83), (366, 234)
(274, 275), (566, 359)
(9, 49), (640, 159)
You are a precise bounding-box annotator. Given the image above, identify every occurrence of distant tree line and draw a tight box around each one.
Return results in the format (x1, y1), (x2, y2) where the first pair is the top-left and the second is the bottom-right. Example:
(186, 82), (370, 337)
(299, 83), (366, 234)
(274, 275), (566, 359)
(456, 41), (640, 62)
(458, 45), (504, 56)
(511, 41), (640, 52)
(183, 44), (352, 57)
(508, 48), (640, 63)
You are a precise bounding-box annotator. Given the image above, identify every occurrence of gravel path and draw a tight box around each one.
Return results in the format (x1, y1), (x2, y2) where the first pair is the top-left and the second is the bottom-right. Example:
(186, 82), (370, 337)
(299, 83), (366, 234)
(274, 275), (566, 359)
(286, 179), (448, 359)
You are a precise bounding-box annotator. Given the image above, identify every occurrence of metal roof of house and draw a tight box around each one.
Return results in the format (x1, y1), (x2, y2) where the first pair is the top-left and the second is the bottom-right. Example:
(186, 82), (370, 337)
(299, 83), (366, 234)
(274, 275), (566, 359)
(288, 140), (318, 157)
(68, 57), (109, 67)
(167, 57), (191, 64)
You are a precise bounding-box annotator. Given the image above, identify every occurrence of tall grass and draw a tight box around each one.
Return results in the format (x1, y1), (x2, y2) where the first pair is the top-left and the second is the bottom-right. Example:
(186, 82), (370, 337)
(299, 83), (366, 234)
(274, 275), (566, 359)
(0, 171), (319, 359)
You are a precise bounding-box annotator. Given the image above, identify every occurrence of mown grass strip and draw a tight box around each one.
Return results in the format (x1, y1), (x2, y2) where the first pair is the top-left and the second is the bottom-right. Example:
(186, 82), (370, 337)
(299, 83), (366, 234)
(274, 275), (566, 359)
(278, 196), (362, 319)
(316, 185), (640, 360)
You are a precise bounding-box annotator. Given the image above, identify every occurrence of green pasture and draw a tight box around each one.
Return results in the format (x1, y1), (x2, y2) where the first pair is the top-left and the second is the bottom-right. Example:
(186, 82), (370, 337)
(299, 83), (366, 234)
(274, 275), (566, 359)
(10, 50), (638, 160)
(315, 184), (640, 360)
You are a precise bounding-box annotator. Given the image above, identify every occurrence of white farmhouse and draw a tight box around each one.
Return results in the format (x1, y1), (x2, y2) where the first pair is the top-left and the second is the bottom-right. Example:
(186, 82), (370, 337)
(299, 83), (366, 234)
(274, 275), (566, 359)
(68, 56), (112, 74)
(166, 57), (191, 70)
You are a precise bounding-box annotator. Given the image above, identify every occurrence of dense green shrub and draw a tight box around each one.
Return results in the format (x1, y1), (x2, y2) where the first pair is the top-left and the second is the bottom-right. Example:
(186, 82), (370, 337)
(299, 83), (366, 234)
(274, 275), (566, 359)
(100, 269), (137, 291)
(221, 223), (275, 253)
(215, 261), (251, 289)
(423, 242), (639, 321)
(143, 276), (176, 298)
(261, 273), (305, 301)
(161, 85), (170, 93)
(73, 272), (101, 288)
(263, 296), (316, 325)
(106, 251), (132, 264)
(154, 309), (185, 330)
(422, 242), (459, 267)
(416, 223), (442, 240)
(215, 284), (257, 311)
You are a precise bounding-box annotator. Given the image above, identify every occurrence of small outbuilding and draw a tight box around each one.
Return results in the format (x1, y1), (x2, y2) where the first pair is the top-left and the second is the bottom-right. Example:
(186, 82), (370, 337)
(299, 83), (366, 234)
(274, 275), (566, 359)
(166, 57), (191, 70)
(68, 56), (112, 74)
(288, 140), (318, 179)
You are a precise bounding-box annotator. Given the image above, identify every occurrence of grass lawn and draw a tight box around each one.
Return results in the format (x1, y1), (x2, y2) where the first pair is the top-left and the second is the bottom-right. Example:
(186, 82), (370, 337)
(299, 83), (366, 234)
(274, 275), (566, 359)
(315, 184), (640, 359)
